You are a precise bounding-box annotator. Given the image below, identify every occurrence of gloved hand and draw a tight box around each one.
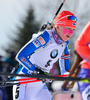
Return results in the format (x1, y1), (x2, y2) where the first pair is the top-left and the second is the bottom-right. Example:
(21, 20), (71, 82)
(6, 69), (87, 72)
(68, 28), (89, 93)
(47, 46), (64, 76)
(41, 78), (52, 83)
(61, 86), (69, 91)
(60, 84), (70, 93)
(41, 72), (52, 83)
(39, 72), (52, 83)
(32, 67), (52, 83)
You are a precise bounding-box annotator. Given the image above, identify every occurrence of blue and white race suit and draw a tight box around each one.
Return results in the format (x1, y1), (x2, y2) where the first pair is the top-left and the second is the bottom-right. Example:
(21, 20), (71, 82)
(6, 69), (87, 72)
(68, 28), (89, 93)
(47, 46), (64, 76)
(59, 40), (70, 75)
(13, 28), (70, 100)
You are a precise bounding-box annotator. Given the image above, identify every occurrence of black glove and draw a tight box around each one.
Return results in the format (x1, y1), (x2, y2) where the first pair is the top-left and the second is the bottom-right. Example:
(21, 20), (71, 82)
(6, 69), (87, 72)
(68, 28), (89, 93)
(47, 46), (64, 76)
(40, 72), (52, 83)
(41, 78), (52, 83)
(32, 68), (52, 83)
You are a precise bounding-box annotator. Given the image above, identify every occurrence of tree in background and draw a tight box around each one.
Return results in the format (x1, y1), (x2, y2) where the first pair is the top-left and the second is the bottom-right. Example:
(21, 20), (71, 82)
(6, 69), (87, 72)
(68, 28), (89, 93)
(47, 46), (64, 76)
(7, 6), (40, 53)
(2, 7), (41, 99)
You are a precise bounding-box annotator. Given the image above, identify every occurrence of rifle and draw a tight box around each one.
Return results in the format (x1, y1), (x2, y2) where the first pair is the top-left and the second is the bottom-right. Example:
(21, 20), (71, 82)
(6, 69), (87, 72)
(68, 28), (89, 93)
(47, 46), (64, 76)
(39, 0), (66, 31)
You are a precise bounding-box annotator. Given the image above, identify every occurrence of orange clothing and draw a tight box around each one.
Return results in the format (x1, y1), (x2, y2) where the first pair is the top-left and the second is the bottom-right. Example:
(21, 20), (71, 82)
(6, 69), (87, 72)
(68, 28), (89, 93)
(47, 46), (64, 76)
(75, 21), (90, 69)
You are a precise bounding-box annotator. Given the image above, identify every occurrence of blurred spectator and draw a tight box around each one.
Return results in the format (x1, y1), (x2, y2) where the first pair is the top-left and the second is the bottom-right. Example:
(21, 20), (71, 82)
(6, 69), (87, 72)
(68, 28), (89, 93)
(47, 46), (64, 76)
(2, 51), (18, 73)
(0, 55), (4, 72)
(1, 51), (18, 100)
(0, 77), (7, 100)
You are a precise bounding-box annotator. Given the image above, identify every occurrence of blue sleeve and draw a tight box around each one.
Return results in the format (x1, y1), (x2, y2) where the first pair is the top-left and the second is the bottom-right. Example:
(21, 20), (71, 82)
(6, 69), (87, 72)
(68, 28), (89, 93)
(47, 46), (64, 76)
(64, 40), (70, 71)
(59, 40), (70, 73)
(15, 31), (50, 71)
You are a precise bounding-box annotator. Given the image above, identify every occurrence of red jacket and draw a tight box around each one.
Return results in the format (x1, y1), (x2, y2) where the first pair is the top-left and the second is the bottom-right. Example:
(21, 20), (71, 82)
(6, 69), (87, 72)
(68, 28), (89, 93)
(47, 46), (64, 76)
(75, 21), (90, 69)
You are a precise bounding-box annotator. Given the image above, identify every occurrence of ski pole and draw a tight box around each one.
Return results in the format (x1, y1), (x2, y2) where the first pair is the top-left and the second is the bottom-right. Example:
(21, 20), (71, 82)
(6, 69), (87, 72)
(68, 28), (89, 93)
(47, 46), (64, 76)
(1, 76), (90, 87)
(0, 78), (39, 83)
(0, 80), (41, 87)
(0, 75), (68, 87)
(0, 72), (90, 83)
(0, 75), (67, 83)
(0, 74), (68, 83)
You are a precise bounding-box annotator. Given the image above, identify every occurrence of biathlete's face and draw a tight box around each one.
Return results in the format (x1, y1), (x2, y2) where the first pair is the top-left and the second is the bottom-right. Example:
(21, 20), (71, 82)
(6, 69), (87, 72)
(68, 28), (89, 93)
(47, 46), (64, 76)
(56, 26), (75, 41)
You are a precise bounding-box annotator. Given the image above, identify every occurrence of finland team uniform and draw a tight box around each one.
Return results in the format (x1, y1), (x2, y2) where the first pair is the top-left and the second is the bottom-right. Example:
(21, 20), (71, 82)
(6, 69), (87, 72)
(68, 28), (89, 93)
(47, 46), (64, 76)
(13, 28), (70, 100)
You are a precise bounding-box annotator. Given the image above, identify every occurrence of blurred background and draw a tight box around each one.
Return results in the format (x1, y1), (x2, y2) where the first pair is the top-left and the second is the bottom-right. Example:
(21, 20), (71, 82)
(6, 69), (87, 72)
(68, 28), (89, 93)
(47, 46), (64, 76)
(0, 0), (90, 100)
(0, 0), (90, 58)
